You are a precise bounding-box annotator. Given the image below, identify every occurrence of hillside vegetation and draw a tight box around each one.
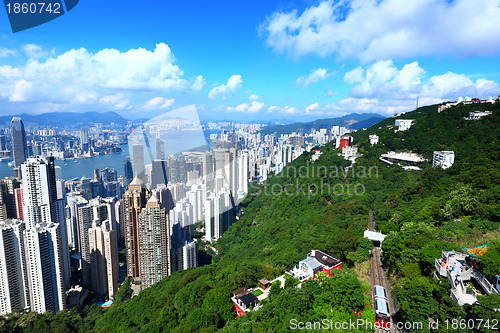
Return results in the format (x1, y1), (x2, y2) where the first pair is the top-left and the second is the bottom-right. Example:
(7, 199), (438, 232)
(1, 101), (499, 332)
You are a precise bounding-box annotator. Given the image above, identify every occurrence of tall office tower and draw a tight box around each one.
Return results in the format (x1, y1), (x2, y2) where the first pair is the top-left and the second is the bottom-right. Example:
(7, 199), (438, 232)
(56, 180), (66, 200)
(238, 151), (249, 196)
(54, 166), (62, 181)
(66, 193), (88, 250)
(167, 156), (179, 183)
(0, 135), (6, 151)
(10, 117), (28, 168)
(24, 222), (67, 313)
(123, 177), (150, 280)
(151, 160), (168, 190)
(186, 170), (200, 186)
(137, 196), (171, 288)
(79, 128), (88, 147)
(79, 177), (93, 200)
(178, 155), (187, 183)
(0, 219), (29, 315)
(167, 182), (185, 204)
(123, 158), (133, 187)
(204, 188), (234, 242)
(172, 239), (197, 272)
(201, 152), (213, 181)
(88, 220), (118, 299)
(188, 188), (203, 223)
(21, 157), (70, 289)
(212, 148), (227, 175)
(156, 138), (165, 160)
(214, 172), (224, 193)
(224, 148), (238, 197)
(132, 144), (145, 182)
(94, 168), (103, 197)
(0, 178), (21, 221)
(77, 197), (116, 288)
(152, 185), (175, 211)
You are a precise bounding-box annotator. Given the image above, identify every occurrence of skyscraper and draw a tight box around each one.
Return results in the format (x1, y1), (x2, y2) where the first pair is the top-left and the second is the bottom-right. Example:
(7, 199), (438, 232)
(88, 220), (118, 299)
(151, 160), (168, 190)
(123, 177), (149, 280)
(10, 117), (28, 167)
(0, 219), (29, 315)
(238, 151), (249, 196)
(156, 138), (165, 160)
(132, 144), (145, 182)
(80, 128), (88, 147)
(21, 157), (70, 290)
(204, 188), (234, 242)
(123, 158), (134, 187)
(77, 197), (116, 288)
(24, 222), (67, 313)
(0, 178), (21, 221)
(137, 196), (171, 288)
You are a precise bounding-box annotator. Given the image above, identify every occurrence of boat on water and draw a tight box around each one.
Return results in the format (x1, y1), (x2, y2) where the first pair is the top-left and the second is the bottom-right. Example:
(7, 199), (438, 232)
(0, 157), (12, 163)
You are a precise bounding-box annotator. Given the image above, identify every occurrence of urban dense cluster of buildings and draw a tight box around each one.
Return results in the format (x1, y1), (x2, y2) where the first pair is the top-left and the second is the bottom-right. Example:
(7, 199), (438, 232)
(0, 114), (355, 316)
(1, 117), (127, 167)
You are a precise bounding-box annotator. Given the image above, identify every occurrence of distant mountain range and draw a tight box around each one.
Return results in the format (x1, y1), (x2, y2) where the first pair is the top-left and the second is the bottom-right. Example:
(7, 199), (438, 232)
(258, 113), (386, 136)
(0, 112), (129, 128)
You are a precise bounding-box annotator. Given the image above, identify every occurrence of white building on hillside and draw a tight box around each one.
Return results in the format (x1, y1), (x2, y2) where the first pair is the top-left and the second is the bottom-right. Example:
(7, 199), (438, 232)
(433, 151), (455, 169)
(394, 119), (414, 132)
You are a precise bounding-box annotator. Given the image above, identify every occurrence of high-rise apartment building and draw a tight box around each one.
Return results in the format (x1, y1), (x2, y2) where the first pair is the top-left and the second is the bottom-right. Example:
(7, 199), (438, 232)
(0, 178), (21, 221)
(204, 189), (234, 242)
(0, 219), (29, 315)
(123, 177), (150, 280)
(137, 196), (171, 288)
(89, 220), (118, 299)
(77, 197), (117, 287)
(21, 157), (70, 290)
(238, 151), (249, 196)
(24, 222), (67, 313)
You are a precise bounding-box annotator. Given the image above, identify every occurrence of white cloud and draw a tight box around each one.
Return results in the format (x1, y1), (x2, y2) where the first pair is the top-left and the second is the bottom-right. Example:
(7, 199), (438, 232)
(267, 105), (299, 114)
(305, 102), (319, 114)
(0, 47), (16, 58)
(208, 74), (242, 99)
(22, 44), (46, 58)
(344, 60), (424, 99)
(260, 0), (500, 61)
(296, 68), (333, 89)
(227, 101), (264, 113)
(0, 43), (203, 111)
(144, 97), (175, 110)
(99, 93), (131, 110)
(249, 94), (260, 101)
(341, 60), (499, 115)
(192, 75), (206, 92)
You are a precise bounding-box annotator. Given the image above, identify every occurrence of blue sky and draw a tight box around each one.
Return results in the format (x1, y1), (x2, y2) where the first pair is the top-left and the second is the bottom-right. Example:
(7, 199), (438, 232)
(0, 0), (500, 122)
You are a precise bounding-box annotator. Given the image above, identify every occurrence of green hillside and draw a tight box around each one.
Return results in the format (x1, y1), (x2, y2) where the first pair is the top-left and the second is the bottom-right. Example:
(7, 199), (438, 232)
(1, 101), (500, 332)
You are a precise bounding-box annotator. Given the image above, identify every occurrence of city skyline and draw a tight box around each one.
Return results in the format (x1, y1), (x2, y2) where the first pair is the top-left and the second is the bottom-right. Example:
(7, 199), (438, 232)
(0, 1), (498, 122)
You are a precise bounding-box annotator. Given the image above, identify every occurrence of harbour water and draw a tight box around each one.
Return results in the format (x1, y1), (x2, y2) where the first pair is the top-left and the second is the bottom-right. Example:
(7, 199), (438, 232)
(0, 129), (217, 180)
(0, 145), (130, 180)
